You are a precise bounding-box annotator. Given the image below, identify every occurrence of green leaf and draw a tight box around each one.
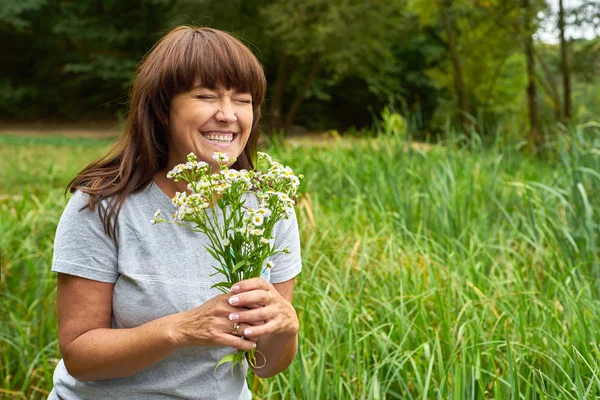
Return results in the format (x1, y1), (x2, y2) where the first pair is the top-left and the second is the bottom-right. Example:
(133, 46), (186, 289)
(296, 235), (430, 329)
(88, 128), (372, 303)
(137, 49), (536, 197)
(232, 260), (248, 273)
(211, 266), (227, 275)
(211, 281), (232, 290)
(205, 246), (220, 262)
(214, 353), (236, 373)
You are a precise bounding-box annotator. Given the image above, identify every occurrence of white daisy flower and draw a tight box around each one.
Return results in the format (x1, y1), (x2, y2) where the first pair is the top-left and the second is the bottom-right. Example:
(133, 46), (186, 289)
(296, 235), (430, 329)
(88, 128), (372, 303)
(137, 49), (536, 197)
(256, 208), (272, 217)
(212, 152), (229, 163)
(214, 183), (230, 194)
(244, 208), (255, 222)
(252, 214), (264, 226)
(223, 170), (239, 181)
(172, 191), (187, 207)
(151, 210), (161, 224)
(257, 152), (272, 162)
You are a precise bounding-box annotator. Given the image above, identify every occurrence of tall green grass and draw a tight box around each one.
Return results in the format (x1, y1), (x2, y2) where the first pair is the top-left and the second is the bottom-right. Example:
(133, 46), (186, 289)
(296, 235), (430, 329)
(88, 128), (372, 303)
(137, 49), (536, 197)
(1, 126), (600, 399)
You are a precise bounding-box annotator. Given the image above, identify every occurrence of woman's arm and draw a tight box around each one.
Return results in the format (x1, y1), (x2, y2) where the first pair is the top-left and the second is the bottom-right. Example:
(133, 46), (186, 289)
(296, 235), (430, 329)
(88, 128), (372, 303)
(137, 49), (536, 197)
(227, 278), (299, 378)
(57, 273), (257, 382)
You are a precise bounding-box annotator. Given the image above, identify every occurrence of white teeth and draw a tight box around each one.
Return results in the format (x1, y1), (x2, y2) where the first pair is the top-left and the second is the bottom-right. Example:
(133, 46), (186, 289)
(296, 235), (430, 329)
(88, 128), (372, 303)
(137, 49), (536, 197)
(203, 134), (233, 143)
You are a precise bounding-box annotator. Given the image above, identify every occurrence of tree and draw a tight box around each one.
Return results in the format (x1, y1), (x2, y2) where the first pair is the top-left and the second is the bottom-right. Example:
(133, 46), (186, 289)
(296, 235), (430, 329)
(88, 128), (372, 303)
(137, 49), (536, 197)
(558, 0), (571, 120)
(438, 0), (471, 134)
(261, 0), (403, 133)
(408, 0), (476, 133)
(573, 1), (600, 32)
(522, 0), (541, 148)
(0, 0), (174, 119)
(52, 0), (175, 115)
(411, 0), (534, 134)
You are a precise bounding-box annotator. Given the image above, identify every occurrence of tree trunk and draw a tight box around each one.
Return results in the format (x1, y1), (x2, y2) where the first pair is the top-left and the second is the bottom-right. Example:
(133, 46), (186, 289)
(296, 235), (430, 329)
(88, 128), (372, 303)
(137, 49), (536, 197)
(440, 0), (472, 136)
(536, 53), (562, 120)
(523, 0), (541, 149)
(559, 0), (572, 120)
(271, 53), (289, 133)
(283, 57), (323, 134)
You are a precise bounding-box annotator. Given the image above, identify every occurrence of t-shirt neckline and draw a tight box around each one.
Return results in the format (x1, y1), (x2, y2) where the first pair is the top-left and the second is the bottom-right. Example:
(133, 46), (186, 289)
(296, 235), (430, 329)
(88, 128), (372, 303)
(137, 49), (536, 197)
(148, 180), (177, 213)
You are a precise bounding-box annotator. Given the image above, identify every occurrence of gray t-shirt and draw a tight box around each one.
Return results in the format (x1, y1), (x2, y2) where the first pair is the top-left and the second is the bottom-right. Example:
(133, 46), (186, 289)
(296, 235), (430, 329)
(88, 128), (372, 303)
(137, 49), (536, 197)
(48, 182), (302, 400)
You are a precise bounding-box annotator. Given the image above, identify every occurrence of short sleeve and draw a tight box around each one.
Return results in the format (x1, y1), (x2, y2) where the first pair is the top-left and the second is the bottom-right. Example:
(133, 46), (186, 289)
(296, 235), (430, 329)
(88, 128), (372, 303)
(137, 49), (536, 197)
(268, 207), (302, 283)
(52, 191), (119, 283)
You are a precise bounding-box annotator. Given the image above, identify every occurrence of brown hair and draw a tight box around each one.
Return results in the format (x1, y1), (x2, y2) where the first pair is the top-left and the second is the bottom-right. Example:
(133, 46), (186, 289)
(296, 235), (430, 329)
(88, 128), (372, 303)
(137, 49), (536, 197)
(67, 26), (267, 241)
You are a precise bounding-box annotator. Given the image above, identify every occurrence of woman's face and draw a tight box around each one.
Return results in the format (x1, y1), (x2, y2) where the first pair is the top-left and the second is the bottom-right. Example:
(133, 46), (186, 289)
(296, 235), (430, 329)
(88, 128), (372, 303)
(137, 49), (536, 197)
(167, 85), (254, 170)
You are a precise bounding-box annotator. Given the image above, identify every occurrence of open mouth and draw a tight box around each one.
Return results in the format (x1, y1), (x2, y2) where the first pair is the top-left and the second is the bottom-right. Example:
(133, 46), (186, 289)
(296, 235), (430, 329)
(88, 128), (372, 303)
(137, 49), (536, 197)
(201, 132), (236, 144)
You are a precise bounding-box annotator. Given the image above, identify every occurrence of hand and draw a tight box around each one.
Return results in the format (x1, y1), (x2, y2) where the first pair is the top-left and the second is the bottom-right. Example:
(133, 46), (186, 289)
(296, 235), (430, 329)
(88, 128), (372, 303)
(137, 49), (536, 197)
(169, 294), (259, 351)
(226, 278), (299, 339)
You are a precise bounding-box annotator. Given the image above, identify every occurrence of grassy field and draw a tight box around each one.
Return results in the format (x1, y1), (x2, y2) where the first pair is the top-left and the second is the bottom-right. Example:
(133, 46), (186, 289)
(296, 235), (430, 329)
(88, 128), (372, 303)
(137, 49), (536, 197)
(2, 126), (600, 399)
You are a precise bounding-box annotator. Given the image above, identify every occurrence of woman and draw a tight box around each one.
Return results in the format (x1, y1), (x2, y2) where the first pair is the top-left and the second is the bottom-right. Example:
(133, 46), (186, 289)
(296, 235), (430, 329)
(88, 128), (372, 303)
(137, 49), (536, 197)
(48, 26), (302, 399)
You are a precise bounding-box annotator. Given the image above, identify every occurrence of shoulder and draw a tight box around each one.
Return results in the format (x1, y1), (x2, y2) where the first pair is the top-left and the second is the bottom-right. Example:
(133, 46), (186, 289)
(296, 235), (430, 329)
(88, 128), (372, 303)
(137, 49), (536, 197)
(59, 190), (101, 227)
(63, 184), (154, 218)
(57, 185), (156, 240)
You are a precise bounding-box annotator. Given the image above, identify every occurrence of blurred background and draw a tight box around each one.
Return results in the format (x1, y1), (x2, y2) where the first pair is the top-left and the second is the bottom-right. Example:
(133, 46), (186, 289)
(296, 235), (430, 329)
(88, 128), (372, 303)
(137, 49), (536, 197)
(4, 2), (600, 398)
(2, 0), (599, 141)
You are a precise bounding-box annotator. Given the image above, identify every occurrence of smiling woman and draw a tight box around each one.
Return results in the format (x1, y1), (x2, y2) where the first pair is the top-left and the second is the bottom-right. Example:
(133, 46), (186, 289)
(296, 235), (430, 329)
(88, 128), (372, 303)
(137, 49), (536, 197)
(47, 26), (301, 400)
(165, 86), (254, 176)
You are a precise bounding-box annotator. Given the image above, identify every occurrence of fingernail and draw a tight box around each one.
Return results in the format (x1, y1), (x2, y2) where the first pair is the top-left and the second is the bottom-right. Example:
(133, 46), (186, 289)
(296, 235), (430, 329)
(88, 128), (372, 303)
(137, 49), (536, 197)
(244, 329), (252, 335)
(229, 296), (239, 305)
(231, 285), (240, 294)
(252, 343), (257, 348)
(229, 313), (239, 321)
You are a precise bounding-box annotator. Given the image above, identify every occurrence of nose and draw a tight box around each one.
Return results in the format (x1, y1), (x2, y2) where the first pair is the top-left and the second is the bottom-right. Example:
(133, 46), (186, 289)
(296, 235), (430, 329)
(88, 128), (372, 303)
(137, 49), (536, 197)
(216, 99), (237, 124)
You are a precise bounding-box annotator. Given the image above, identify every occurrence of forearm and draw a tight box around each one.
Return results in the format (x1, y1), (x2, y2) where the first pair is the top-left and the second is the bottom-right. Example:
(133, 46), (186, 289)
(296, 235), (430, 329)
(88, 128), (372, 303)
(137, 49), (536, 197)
(62, 313), (180, 382)
(252, 331), (298, 378)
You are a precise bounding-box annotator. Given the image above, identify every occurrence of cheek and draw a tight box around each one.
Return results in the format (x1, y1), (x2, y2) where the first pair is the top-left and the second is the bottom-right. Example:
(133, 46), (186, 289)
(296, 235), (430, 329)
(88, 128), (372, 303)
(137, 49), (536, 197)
(241, 108), (254, 129)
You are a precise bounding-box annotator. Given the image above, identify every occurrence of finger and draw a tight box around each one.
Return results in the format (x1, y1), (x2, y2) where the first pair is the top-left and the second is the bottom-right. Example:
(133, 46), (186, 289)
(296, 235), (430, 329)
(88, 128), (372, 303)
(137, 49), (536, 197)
(215, 295), (253, 316)
(229, 322), (254, 337)
(230, 278), (271, 294)
(228, 306), (273, 324)
(218, 334), (257, 351)
(240, 319), (280, 338)
(244, 319), (265, 327)
(244, 335), (259, 343)
(227, 323), (258, 343)
(228, 289), (273, 308)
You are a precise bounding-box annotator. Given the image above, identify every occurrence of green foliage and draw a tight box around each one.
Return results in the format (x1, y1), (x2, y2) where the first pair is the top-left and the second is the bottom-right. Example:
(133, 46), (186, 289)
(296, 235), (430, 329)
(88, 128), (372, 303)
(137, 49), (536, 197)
(3, 124), (600, 398)
(0, 0), (46, 30)
(0, 0), (173, 119)
(0, 1), (599, 134)
(380, 107), (407, 136)
(262, 0), (400, 87)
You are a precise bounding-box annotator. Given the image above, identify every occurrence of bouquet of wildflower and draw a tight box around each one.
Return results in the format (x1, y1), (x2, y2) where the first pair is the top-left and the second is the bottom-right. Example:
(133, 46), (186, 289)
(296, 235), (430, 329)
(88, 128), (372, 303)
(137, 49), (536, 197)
(152, 151), (302, 371)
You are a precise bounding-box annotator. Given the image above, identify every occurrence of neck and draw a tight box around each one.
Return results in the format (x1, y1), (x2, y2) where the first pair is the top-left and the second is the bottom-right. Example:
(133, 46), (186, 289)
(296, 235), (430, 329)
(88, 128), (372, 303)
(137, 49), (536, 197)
(154, 170), (188, 197)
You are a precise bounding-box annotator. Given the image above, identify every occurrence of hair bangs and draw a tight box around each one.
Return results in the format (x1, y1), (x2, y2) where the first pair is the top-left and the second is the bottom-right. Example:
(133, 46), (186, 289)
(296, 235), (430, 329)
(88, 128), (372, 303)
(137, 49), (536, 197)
(173, 29), (265, 106)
